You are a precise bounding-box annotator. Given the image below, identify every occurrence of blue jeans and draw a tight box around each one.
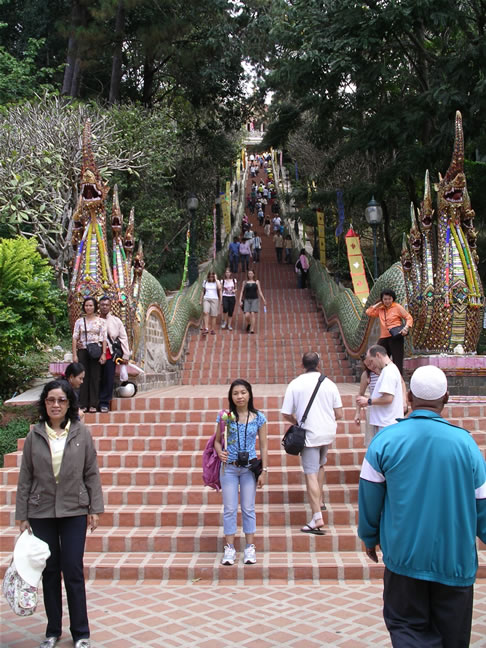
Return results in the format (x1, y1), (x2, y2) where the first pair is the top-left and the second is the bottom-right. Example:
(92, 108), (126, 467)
(220, 463), (257, 535)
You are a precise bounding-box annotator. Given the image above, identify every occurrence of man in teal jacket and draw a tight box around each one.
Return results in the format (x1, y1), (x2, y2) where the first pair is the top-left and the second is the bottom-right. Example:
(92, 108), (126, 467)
(358, 365), (486, 647)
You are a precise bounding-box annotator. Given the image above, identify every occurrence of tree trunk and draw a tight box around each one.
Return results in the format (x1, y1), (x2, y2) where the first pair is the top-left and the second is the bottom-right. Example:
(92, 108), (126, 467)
(109, 0), (125, 104)
(61, 0), (86, 97)
(142, 53), (155, 107)
(381, 199), (396, 262)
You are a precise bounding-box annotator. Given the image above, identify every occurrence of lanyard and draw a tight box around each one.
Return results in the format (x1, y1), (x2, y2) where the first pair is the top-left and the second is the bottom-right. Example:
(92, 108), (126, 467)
(237, 412), (250, 453)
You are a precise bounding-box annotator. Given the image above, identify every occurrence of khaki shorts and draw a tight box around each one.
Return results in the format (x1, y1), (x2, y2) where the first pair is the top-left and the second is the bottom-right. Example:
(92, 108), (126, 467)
(203, 298), (219, 317)
(301, 445), (329, 474)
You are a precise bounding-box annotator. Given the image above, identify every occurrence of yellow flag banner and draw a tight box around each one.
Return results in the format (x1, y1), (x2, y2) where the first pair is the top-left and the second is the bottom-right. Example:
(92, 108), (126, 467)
(236, 160), (240, 182)
(241, 148), (246, 169)
(316, 211), (326, 267)
(223, 181), (231, 233)
(345, 227), (369, 305)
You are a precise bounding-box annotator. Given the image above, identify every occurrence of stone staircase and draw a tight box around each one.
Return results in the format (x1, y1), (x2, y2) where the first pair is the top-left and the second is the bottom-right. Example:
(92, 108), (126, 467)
(1, 178), (485, 584)
(1, 395), (486, 583)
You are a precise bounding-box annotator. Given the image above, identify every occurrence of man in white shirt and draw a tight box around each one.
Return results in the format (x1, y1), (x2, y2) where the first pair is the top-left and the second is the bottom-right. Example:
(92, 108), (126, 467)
(281, 352), (343, 535)
(356, 345), (403, 434)
(98, 296), (131, 413)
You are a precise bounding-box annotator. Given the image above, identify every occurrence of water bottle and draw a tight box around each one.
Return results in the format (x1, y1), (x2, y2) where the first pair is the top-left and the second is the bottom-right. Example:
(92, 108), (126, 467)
(264, 305), (267, 313)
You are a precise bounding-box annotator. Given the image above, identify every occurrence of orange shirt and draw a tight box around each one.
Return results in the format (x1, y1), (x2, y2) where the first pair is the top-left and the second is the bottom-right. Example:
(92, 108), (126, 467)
(365, 302), (413, 339)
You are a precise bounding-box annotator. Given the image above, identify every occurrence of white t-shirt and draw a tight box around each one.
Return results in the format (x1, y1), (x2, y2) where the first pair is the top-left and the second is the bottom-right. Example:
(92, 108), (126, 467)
(222, 278), (237, 297)
(370, 362), (403, 428)
(203, 280), (220, 300)
(281, 373), (343, 446)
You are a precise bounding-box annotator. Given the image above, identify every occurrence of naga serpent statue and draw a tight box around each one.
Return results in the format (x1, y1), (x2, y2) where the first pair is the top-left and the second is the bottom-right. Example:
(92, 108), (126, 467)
(313, 111), (484, 358)
(68, 121), (204, 382)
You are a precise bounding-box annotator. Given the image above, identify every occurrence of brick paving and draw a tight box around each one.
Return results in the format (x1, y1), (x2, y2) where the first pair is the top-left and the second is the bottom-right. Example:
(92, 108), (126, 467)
(2, 582), (486, 647)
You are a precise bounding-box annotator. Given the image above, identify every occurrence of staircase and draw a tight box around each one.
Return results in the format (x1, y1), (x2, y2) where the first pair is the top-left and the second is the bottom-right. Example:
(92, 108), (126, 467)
(1, 178), (485, 584)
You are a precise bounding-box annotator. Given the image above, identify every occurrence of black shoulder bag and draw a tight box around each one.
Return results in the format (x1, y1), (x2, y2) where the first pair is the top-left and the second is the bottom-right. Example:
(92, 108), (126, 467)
(83, 318), (102, 360)
(282, 374), (326, 455)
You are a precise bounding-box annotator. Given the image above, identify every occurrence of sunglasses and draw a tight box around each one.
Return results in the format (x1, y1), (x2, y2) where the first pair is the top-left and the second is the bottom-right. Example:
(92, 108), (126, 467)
(45, 397), (68, 405)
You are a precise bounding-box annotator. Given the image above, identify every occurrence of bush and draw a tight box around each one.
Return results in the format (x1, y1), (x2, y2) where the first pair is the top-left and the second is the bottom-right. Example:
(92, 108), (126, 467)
(0, 402), (37, 467)
(0, 236), (64, 399)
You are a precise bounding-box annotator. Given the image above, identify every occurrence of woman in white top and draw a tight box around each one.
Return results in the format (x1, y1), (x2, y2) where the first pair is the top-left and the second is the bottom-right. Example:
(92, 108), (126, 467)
(200, 271), (221, 335)
(72, 298), (107, 413)
(221, 268), (237, 331)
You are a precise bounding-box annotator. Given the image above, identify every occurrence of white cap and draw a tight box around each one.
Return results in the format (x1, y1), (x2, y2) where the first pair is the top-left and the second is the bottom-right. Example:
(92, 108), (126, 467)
(410, 366), (448, 401)
(13, 530), (50, 587)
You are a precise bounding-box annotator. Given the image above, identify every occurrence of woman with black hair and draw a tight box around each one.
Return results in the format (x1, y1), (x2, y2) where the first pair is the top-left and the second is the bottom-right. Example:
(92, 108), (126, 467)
(213, 379), (268, 566)
(15, 380), (104, 648)
(72, 297), (106, 412)
(365, 289), (413, 375)
(61, 362), (85, 420)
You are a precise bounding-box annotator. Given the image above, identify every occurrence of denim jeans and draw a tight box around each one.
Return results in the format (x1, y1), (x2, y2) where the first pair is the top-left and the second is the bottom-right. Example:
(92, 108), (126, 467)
(220, 463), (257, 535)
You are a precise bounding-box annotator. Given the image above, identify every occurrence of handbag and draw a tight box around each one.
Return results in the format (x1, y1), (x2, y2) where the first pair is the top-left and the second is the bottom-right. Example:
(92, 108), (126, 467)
(109, 335), (123, 363)
(282, 374), (326, 455)
(248, 457), (263, 480)
(83, 318), (102, 360)
(388, 325), (405, 337)
(2, 561), (38, 617)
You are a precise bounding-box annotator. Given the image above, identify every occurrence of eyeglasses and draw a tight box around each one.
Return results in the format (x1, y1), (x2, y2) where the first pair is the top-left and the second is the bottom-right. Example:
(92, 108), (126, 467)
(45, 397), (68, 405)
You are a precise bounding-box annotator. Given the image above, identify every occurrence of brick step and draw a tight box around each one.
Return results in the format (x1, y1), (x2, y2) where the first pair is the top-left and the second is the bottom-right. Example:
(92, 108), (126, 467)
(0, 550), (387, 583)
(0, 523), (367, 554)
(3, 550), (484, 583)
(4, 445), (367, 469)
(107, 394), (359, 412)
(184, 362), (352, 373)
(183, 375), (357, 385)
(2, 503), (360, 528)
(0, 483), (358, 507)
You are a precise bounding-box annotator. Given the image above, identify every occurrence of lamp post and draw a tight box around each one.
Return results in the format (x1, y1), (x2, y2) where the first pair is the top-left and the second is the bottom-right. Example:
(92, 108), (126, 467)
(187, 194), (199, 285)
(365, 196), (383, 280)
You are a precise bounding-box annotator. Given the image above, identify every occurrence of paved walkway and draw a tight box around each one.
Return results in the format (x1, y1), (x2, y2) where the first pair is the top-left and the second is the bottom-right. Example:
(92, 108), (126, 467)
(2, 582), (486, 647)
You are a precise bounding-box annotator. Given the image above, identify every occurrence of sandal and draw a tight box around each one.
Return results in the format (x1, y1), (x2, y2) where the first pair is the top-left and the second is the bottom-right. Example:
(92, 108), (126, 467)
(88, 407), (97, 413)
(300, 523), (325, 536)
(201, 328), (208, 335)
(210, 330), (216, 335)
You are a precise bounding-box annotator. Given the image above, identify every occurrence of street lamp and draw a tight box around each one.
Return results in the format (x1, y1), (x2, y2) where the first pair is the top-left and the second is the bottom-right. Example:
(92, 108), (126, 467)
(215, 195), (222, 252)
(187, 194), (199, 285)
(365, 196), (383, 280)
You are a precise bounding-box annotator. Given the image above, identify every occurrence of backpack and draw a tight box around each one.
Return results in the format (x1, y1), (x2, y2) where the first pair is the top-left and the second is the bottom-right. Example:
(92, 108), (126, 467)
(202, 411), (226, 491)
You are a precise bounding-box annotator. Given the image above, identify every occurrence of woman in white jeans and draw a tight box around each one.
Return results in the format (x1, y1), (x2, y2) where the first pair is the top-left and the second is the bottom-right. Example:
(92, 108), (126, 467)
(214, 379), (268, 566)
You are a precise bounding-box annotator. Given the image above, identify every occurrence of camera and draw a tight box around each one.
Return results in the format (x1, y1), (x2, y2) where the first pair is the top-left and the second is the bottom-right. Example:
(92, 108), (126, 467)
(236, 451), (249, 467)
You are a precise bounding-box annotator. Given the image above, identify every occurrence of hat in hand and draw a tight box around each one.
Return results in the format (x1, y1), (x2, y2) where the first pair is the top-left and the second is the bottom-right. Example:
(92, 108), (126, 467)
(13, 530), (50, 587)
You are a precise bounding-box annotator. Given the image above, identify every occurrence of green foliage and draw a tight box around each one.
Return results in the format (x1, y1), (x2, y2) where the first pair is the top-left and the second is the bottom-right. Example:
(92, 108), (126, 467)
(0, 37), (58, 104)
(0, 237), (63, 399)
(0, 413), (32, 468)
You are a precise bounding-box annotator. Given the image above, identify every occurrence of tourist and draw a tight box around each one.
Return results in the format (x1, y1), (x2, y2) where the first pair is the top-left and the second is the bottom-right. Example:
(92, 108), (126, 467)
(281, 352), (343, 534)
(238, 238), (251, 273)
(200, 271), (221, 336)
(358, 365), (486, 647)
(214, 379), (268, 566)
(72, 297), (106, 413)
(98, 296), (130, 413)
(356, 345), (403, 434)
(61, 362), (85, 420)
(252, 233), (262, 263)
(221, 268), (237, 331)
(284, 234), (292, 264)
(354, 356), (380, 447)
(239, 269), (266, 334)
(16, 380), (104, 648)
(228, 236), (240, 274)
(264, 216), (271, 237)
(295, 249), (309, 287)
(273, 230), (284, 263)
(365, 289), (413, 375)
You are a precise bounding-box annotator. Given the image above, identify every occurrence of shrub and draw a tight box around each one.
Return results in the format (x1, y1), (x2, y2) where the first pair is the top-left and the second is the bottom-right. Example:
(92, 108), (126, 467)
(0, 236), (65, 399)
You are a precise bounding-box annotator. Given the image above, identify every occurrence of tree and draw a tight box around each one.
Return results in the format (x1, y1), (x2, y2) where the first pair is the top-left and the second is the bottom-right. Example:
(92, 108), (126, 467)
(0, 94), (143, 288)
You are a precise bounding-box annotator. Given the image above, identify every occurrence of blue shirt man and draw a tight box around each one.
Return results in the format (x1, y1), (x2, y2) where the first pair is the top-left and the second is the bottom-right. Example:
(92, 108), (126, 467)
(358, 365), (486, 647)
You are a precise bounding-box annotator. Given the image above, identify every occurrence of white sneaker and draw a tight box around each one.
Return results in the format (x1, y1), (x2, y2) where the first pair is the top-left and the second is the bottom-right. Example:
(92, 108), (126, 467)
(221, 544), (236, 565)
(244, 544), (257, 564)
(228, 325), (233, 330)
(221, 322), (227, 329)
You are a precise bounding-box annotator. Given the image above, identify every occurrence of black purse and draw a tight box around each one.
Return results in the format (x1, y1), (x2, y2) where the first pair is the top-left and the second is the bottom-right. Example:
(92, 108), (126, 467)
(282, 374), (326, 455)
(83, 318), (102, 360)
(388, 325), (405, 337)
(109, 335), (123, 363)
(248, 457), (263, 480)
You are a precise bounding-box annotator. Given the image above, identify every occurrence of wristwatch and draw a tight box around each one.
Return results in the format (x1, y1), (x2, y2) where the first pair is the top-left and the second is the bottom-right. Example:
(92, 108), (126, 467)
(262, 467), (268, 472)
(367, 398), (372, 406)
